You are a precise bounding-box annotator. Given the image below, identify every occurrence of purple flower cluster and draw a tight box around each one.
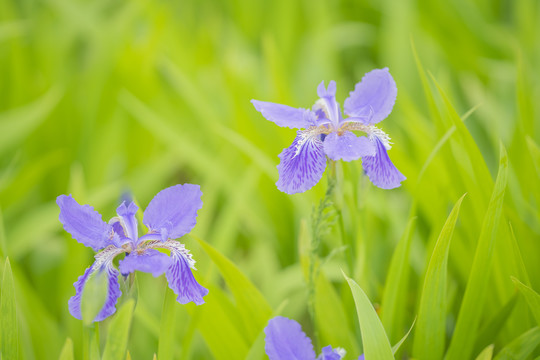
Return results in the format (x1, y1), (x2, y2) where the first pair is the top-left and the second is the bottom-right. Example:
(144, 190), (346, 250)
(252, 68), (405, 194)
(265, 316), (364, 360)
(57, 184), (208, 322)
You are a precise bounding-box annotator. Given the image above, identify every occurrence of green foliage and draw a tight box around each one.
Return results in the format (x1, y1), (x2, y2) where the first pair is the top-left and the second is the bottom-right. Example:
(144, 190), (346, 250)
(1, 258), (18, 360)
(1, 0), (539, 358)
(344, 272), (394, 360)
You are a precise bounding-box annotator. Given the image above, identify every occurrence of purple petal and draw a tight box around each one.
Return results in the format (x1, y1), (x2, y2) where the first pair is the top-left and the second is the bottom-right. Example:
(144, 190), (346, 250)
(57, 195), (112, 251)
(251, 100), (317, 129)
(344, 68), (397, 124)
(143, 184), (203, 240)
(118, 249), (172, 277)
(362, 137), (406, 189)
(323, 131), (375, 161)
(153, 240), (208, 305)
(317, 346), (345, 360)
(358, 355), (365, 360)
(264, 316), (316, 360)
(315, 81), (341, 126)
(116, 201), (139, 243)
(68, 246), (125, 322)
(276, 132), (327, 194)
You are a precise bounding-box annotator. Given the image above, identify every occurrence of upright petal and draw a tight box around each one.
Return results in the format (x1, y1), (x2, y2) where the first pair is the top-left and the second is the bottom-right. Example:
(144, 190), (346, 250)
(57, 195), (113, 251)
(362, 136), (406, 189)
(323, 131), (375, 161)
(116, 201), (139, 243)
(344, 68), (397, 125)
(118, 249), (172, 277)
(315, 81), (341, 126)
(143, 184), (203, 240)
(251, 100), (317, 129)
(151, 240), (208, 305)
(68, 246), (125, 322)
(264, 316), (316, 360)
(317, 346), (346, 360)
(276, 132), (327, 194)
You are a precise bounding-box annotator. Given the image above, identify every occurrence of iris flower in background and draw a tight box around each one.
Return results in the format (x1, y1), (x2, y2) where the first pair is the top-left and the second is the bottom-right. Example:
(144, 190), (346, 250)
(265, 316), (364, 360)
(57, 184), (208, 322)
(252, 68), (405, 194)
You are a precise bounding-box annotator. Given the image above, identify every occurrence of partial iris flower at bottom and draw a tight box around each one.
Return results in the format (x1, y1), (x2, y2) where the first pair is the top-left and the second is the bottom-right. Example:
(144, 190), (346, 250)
(57, 184), (208, 322)
(251, 68), (405, 194)
(265, 316), (364, 360)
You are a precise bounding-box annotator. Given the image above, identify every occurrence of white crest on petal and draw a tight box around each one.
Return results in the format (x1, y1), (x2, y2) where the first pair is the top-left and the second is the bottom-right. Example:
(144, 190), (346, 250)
(367, 126), (392, 150)
(148, 240), (197, 270)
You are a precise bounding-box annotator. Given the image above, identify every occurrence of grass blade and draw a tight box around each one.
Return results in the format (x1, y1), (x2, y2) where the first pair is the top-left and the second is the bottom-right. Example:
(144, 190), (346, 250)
(102, 299), (135, 360)
(196, 237), (272, 341)
(157, 287), (177, 360)
(58, 338), (74, 360)
(1, 257), (18, 360)
(493, 327), (540, 360)
(446, 144), (509, 360)
(511, 277), (540, 325)
(413, 194), (466, 360)
(475, 345), (494, 360)
(343, 271), (394, 360)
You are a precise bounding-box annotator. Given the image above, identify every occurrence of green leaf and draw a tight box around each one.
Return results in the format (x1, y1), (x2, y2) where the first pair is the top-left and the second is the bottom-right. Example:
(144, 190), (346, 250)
(475, 344), (494, 360)
(197, 237), (273, 341)
(381, 216), (416, 342)
(343, 271), (394, 360)
(58, 338), (74, 360)
(1, 257), (18, 360)
(413, 194), (466, 360)
(157, 287), (177, 360)
(446, 144), (509, 360)
(102, 299), (135, 360)
(392, 319), (415, 354)
(493, 327), (540, 360)
(511, 277), (540, 325)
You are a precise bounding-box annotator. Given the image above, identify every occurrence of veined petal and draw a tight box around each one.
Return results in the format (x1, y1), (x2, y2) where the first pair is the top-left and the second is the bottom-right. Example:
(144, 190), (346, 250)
(344, 68), (397, 124)
(68, 246), (125, 322)
(323, 131), (375, 161)
(317, 346), (346, 360)
(276, 132), (327, 194)
(57, 195), (112, 251)
(362, 136), (406, 189)
(251, 100), (317, 129)
(119, 249), (172, 277)
(151, 240), (208, 305)
(116, 201), (139, 244)
(264, 316), (316, 360)
(143, 184), (203, 240)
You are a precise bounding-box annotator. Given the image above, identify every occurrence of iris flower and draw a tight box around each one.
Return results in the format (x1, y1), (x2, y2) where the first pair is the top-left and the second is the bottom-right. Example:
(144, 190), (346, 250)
(265, 316), (364, 360)
(57, 184), (208, 322)
(251, 68), (405, 194)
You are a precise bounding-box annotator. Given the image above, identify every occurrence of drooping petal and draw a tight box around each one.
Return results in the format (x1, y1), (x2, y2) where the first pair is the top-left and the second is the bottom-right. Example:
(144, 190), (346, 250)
(362, 136), (406, 189)
(251, 100), (317, 129)
(344, 68), (397, 125)
(116, 201), (139, 243)
(57, 195), (113, 251)
(276, 132), (327, 194)
(118, 249), (172, 277)
(151, 240), (208, 305)
(316, 346), (346, 360)
(358, 355), (365, 360)
(264, 316), (316, 360)
(68, 246), (125, 322)
(143, 184), (203, 240)
(315, 81), (341, 126)
(323, 131), (375, 161)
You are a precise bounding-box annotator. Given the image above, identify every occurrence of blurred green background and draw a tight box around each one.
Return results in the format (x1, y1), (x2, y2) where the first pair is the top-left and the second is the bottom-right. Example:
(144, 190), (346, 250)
(0, 0), (539, 359)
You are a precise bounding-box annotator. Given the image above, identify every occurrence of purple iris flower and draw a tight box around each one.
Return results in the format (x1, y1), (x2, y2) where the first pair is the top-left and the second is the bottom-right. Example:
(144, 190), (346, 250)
(265, 316), (364, 360)
(57, 184), (208, 322)
(251, 68), (406, 194)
